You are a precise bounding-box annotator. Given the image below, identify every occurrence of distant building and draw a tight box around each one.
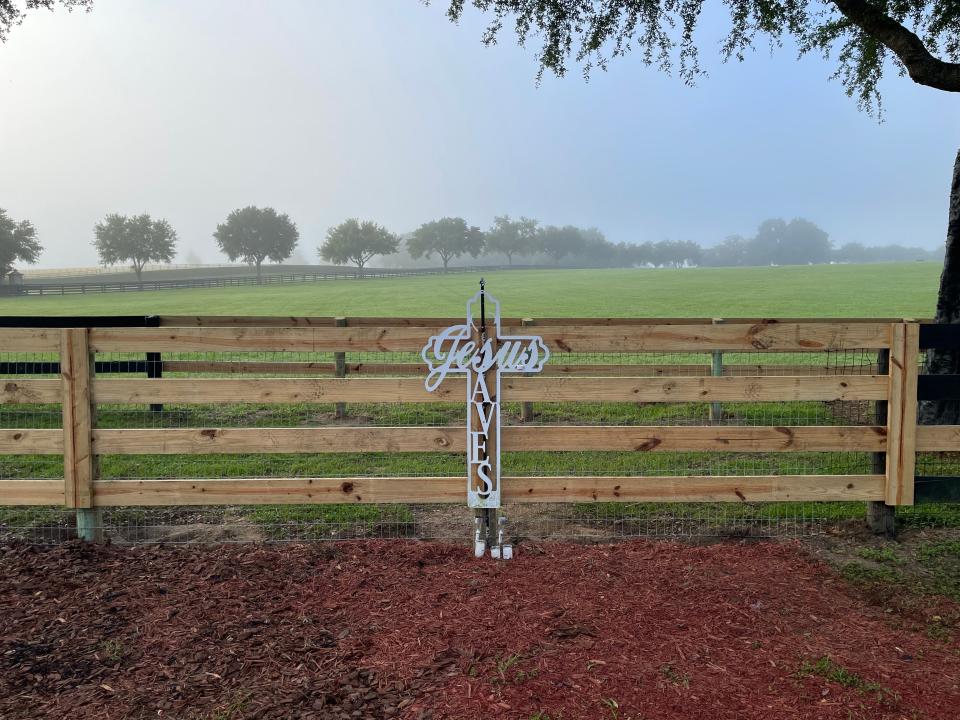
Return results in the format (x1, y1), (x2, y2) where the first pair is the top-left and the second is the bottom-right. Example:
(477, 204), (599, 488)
(4, 269), (24, 295)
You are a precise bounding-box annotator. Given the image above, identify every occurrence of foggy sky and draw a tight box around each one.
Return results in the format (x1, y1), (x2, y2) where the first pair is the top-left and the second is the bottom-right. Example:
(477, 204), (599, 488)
(1, 0), (958, 268)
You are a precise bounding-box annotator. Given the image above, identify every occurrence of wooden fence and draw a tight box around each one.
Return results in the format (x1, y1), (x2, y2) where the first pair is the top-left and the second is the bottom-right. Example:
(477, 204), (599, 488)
(0, 317), (956, 522)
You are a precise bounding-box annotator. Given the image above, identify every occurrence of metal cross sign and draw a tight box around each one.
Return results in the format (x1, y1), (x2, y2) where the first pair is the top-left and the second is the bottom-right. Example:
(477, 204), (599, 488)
(421, 280), (549, 525)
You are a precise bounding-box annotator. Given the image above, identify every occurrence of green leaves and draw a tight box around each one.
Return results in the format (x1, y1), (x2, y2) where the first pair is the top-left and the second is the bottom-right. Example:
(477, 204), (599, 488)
(0, 208), (41, 279)
(447, 0), (960, 114)
(408, 217), (485, 270)
(485, 215), (539, 264)
(93, 213), (177, 279)
(320, 218), (400, 270)
(213, 206), (299, 277)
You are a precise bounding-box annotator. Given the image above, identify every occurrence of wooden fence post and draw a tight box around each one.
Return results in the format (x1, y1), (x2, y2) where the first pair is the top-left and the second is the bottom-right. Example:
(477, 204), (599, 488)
(521, 318), (535, 422)
(867, 347), (893, 535)
(884, 321), (919, 514)
(61, 328), (100, 542)
(710, 318), (724, 423)
(335, 317), (347, 419)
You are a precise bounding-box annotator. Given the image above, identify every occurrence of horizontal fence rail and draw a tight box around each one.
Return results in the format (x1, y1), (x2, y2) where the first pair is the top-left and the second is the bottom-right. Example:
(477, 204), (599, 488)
(0, 318), (956, 542)
(0, 265), (550, 297)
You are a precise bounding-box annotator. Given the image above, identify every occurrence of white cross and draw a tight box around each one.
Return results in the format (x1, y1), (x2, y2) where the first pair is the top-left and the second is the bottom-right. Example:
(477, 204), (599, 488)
(421, 285), (550, 509)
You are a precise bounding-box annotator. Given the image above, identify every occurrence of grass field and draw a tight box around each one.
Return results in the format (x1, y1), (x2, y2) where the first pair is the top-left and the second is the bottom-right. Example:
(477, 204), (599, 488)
(0, 262), (943, 317)
(2, 260), (957, 546)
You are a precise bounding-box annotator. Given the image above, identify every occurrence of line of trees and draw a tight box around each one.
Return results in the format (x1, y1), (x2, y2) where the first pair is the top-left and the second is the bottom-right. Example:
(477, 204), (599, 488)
(0, 206), (943, 283)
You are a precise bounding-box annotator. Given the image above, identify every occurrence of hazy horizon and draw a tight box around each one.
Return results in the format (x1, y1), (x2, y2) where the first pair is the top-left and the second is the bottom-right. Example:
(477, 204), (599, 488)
(1, 1), (957, 269)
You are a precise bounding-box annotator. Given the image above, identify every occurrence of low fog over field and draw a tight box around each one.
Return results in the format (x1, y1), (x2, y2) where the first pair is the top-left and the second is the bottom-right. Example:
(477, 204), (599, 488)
(0, 1), (957, 270)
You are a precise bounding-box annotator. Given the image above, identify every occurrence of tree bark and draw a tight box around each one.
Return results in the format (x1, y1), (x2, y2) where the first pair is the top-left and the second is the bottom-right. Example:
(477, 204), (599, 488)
(831, 0), (960, 92)
(255, 260), (263, 282)
(919, 150), (960, 425)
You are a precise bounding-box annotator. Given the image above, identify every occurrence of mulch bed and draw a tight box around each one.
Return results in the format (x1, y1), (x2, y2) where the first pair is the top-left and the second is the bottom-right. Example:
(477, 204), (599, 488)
(1, 539), (958, 720)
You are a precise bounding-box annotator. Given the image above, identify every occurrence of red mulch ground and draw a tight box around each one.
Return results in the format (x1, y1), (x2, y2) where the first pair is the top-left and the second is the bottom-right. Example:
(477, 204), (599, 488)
(1, 539), (958, 720)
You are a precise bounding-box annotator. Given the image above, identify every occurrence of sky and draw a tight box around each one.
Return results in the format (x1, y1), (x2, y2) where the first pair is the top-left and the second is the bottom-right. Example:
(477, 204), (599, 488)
(0, 0), (958, 268)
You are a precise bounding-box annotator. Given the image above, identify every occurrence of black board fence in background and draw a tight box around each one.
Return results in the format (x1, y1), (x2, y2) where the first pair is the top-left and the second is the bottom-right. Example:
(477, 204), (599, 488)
(0, 265), (551, 297)
(916, 324), (960, 503)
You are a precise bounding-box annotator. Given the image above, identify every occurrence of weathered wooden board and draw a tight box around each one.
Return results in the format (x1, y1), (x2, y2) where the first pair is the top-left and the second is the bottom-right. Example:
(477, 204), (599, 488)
(89, 327), (434, 352)
(0, 329), (61, 352)
(0, 429), (63, 454)
(502, 474), (885, 503)
(531, 324), (890, 353)
(506, 425), (887, 452)
(61, 329), (95, 509)
(154, 316), (915, 328)
(916, 425), (960, 451)
(163, 360), (339, 375)
(94, 427), (465, 454)
(0, 480), (65, 505)
(93, 377), (463, 403)
(93, 425), (888, 454)
(0, 379), (62, 404)
(92, 476), (464, 505)
(88, 323), (890, 353)
(90, 473), (884, 506)
(92, 375), (887, 404)
(159, 360), (873, 378)
(886, 323), (919, 505)
(159, 316), (340, 327)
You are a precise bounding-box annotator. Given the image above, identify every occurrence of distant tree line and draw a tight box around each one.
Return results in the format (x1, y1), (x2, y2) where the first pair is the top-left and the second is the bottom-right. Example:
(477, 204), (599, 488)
(0, 207), (943, 282)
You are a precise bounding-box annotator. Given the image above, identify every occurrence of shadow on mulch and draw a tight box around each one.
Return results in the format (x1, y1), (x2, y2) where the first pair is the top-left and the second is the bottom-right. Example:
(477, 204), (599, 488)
(1, 538), (958, 720)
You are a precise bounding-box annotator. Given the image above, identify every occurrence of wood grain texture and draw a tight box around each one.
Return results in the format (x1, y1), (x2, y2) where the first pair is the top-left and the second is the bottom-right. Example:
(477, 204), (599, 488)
(61, 329), (95, 508)
(89, 474), (884, 506)
(154, 361), (875, 378)
(916, 425), (960, 450)
(92, 425), (888, 454)
(91, 476), (465, 505)
(532, 323), (890, 352)
(163, 360), (338, 375)
(91, 375), (888, 404)
(0, 429), (63, 454)
(499, 376), (888, 402)
(155, 316), (917, 328)
(0, 480), (65, 505)
(0, 329), (60, 351)
(89, 327), (435, 352)
(502, 474), (884, 503)
(0, 379), (62, 404)
(886, 323), (919, 505)
(88, 323), (890, 353)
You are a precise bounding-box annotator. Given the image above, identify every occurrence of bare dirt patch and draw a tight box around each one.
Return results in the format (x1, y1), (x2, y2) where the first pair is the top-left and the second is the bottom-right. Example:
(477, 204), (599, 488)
(1, 539), (958, 720)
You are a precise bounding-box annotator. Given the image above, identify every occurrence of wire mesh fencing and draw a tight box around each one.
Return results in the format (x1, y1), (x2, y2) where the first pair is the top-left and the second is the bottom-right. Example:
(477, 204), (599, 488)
(3, 334), (958, 545)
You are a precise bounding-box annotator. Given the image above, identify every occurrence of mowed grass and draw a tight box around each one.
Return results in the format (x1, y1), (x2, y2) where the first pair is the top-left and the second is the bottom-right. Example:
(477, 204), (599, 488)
(2, 261), (957, 543)
(0, 262), (942, 318)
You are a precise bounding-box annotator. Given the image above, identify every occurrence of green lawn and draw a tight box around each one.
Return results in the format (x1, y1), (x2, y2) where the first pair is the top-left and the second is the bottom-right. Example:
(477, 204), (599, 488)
(0, 263), (942, 318)
(2, 261), (957, 543)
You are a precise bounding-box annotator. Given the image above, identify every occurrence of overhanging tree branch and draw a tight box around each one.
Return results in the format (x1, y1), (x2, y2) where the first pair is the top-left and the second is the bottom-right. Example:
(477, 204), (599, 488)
(830, 0), (960, 92)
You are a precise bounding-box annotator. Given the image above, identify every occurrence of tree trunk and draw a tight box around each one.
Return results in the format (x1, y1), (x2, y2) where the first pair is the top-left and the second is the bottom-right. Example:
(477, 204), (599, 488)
(256, 260), (263, 283)
(442, 256), (449, 272)
(919, 149), (960, 425)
